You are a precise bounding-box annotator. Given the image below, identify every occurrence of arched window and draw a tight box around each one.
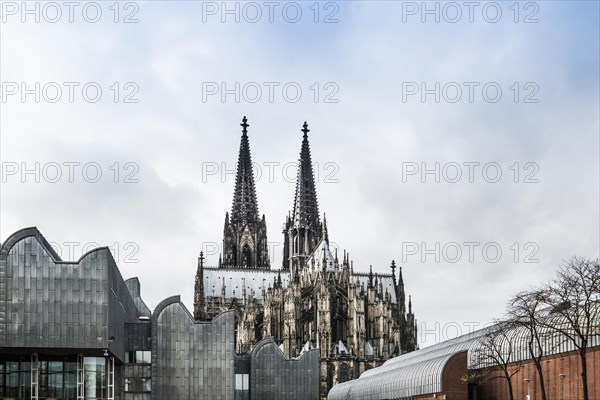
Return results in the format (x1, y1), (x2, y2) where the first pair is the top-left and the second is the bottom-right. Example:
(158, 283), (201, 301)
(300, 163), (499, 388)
(327, 364), (335, 389)
(294, 234), (298, 254)
(231, 245), (237, 264)
(339, 363), (350, 383)
(242, 244), (252, 267)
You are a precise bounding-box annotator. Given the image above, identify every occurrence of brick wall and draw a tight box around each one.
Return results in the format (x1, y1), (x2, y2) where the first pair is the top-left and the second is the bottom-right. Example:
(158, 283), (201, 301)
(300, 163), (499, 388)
(474, 346), (600, 400)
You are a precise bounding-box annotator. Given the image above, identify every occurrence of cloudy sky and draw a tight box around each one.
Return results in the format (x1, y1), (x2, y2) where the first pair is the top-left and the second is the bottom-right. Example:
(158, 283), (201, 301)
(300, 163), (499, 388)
(1, 1), (598, 347)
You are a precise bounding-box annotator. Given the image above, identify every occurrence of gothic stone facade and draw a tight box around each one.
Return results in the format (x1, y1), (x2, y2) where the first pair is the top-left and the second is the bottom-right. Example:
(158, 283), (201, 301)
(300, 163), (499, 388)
(193, 117), (418, 399)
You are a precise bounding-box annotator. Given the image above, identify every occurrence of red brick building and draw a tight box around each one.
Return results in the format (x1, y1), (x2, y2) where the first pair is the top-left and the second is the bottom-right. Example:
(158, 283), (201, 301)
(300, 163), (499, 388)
(474, 346), (600, 400)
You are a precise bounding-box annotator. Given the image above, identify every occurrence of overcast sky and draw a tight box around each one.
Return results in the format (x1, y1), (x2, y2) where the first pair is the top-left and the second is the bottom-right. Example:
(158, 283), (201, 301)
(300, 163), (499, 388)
(1, 1), (599, 347)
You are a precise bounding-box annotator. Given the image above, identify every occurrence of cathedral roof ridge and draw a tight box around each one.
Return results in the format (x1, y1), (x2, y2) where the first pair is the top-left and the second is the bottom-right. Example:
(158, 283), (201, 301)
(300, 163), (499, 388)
(354, 271), (395, 278)
(204, 266), (288, 274)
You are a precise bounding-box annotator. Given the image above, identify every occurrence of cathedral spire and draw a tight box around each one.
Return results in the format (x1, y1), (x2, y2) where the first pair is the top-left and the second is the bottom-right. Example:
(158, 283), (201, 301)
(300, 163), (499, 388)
(292, 122), (320, 231)
(221, 117), (269, 269)
(231, 116), (259, 225)
(283, 121), (322, 272)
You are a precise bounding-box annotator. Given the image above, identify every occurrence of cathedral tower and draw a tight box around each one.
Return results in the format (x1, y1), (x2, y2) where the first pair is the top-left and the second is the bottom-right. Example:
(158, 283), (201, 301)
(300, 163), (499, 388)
(221, 116), (270, 269)
(283, 122), (322, 274)
(196, 118), (418, 399)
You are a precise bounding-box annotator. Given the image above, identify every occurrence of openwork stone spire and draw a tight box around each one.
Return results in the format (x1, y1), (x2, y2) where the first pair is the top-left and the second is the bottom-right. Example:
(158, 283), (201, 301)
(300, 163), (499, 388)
(221, 117), (269, 269)
(292, 122), (320, 230)
(231, 116), (259, 225)
(282, 122), (322, 271)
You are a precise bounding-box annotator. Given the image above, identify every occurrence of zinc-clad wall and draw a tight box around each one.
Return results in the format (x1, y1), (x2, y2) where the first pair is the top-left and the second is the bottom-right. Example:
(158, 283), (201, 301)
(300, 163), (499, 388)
(120, 364), (152, 400)
(107, 253), (142, 359)
(250, 337), (320, 400)
(0, 227), (140, 362)
(151, 297), (235, 400)
(125, 277), (152, 317)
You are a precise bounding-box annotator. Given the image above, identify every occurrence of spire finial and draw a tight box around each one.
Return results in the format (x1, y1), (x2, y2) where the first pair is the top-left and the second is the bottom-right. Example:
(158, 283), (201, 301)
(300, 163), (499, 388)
(241, 116), (249, 135)
(302, 121), (310, 138)
(409, 295), (413, 313)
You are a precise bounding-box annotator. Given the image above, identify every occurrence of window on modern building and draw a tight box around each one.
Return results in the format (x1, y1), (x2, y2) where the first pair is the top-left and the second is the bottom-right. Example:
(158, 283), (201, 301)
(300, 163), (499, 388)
(234, 373), (249, 400)
(125, 377), (151, 392)
(136, 351), (151, 364)
(84, 357), (107, 400)
(124, 351), (151, 364)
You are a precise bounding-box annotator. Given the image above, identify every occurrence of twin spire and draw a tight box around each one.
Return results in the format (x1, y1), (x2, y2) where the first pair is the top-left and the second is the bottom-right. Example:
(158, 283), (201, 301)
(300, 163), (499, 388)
(231, 116), (319, 231)
(230, 116), (259, 226)
(224, 116), (320, 270)
(292, 121), (320, 231)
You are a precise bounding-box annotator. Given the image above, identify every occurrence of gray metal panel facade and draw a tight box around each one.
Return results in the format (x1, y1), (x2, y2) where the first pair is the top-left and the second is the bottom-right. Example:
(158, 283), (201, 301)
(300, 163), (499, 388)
(120, 364), (152, 400)
(125, 277), (152, 317)
(0, 227), (139, 361)
(250, 337), (320, 400)
(125, 322), (152, 351)
(1, 228), (321, 400)
(151, 296), (235, 400)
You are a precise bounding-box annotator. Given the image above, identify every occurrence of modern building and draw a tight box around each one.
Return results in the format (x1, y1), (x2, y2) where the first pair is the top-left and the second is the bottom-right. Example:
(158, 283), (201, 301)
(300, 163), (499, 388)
(193, 117), (419, 399)
(0, 227), (319, 400)
(328, 313), (600, 400)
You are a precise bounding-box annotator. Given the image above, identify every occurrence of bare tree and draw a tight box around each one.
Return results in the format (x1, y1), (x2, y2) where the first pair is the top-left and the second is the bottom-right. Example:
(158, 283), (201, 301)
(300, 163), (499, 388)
(471, 320), (522, 400)
(507, 289), (550, 400)
(540, 257), (600, 400)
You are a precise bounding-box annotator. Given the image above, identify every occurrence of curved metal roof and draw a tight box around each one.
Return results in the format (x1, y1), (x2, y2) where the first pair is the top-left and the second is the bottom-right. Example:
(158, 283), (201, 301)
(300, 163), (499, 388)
(330, 308), (600, 400)
(468, 309), (600, 369)
(328, 328), (489, 400)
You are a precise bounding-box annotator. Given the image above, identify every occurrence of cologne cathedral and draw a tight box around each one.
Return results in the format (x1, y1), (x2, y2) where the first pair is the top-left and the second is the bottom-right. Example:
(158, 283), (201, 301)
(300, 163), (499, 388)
(193, 117), (418, 398)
